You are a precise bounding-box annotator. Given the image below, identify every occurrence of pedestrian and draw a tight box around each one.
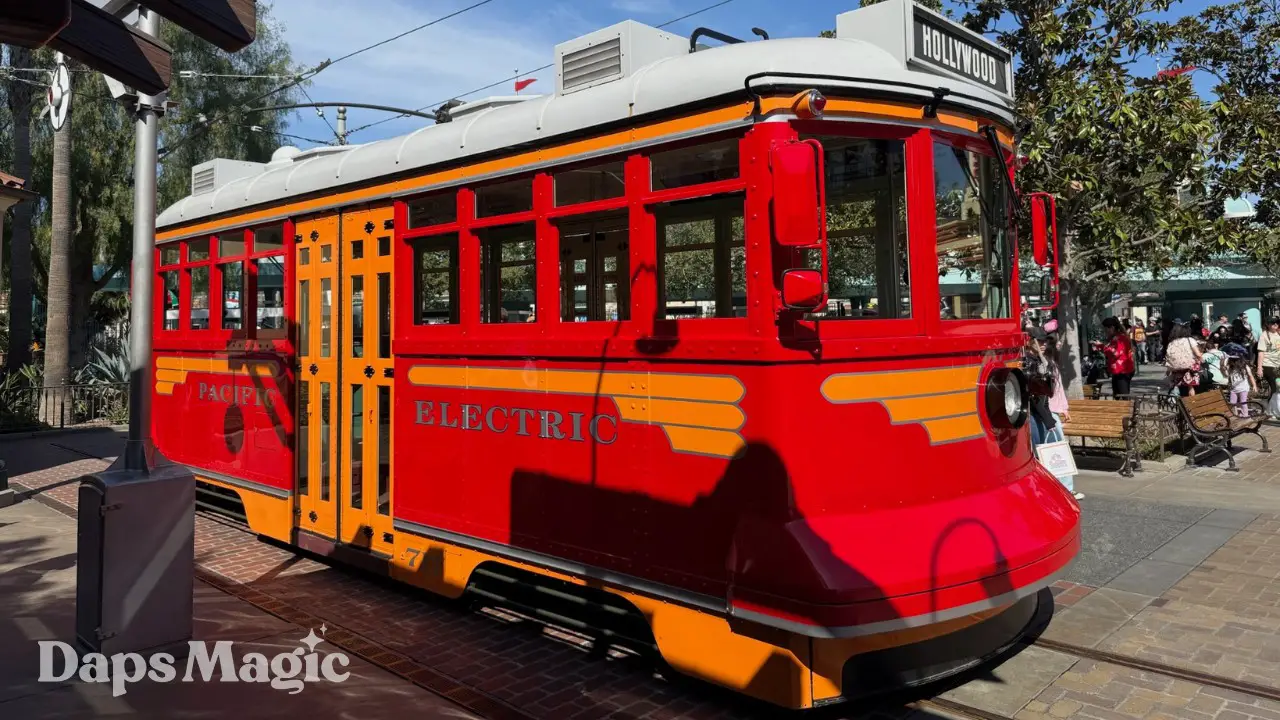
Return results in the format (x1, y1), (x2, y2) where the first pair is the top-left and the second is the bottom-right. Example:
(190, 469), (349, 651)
(1216, 314), (1231, 333)
(1132, 320), (1147, 365)
(1165, 322), (1204, 396)
(1226, 350), (1256, 417)
(1023, 327), (1083, 500)
(1230, 318), (1253, 357)
(1257, 317), (1280, 416)
(1190, 314), (1203, 339)
(1146, 317), (1163, 362)
(1201, 337), (1227, 390)
(1102, 317), (1136, 398)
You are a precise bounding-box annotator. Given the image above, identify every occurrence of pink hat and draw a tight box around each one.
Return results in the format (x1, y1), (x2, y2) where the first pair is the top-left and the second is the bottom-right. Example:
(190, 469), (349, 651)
(1043, 319), (1059, 333)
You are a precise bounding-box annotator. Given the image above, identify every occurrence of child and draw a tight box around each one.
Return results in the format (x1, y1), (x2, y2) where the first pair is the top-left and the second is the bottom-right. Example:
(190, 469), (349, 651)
(1226, 352), (1256, 417)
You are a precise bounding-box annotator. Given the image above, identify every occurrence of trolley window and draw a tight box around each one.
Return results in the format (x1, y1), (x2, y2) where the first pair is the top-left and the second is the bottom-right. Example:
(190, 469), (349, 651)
(651, 139), (740, 190)
(407, 193), (456, 229)
(803, 135), (910, 320)
(412, 234), (460, 325)
(656, 196), (745, 319)
(479, 224), (536, 324)
(555, 160), (626, 205)
(934, 141), (1014, 320)
(557, 214), (629, 322)
(475, 178), (533, 218)
(161, 270), (180, 331)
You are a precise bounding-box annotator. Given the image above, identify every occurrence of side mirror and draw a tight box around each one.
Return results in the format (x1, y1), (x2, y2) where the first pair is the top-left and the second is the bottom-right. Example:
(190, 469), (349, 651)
(1030, 193), (1056, 267)
(771, 140), (822, 247)
(781, 269), (826, 311)
(1024, 192), (1060, 312)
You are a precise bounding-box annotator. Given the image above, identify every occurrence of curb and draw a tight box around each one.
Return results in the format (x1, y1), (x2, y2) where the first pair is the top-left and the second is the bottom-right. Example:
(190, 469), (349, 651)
(0, 425), (126, 443)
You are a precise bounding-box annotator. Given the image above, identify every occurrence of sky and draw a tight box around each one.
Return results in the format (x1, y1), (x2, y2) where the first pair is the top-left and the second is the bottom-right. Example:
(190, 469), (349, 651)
(244, 0), (1221, 149)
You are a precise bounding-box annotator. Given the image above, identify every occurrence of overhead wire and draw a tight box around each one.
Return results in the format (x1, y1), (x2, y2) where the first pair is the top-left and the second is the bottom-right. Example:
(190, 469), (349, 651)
(301, 86), (342, 145)
(233, 124), (333, 146)
(343, 0), (741, 139)
(157, 0), (499, 158)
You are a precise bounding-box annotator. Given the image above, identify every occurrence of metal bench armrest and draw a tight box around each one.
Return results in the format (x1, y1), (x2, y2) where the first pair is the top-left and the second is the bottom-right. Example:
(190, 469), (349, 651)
(1189, 412), (1234, 436)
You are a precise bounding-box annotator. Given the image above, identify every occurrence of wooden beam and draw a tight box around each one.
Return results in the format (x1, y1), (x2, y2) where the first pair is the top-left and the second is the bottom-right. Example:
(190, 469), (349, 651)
(49, 0), (172, 96)
(0, 1), (72, 48)
(138, 0), (256, 52)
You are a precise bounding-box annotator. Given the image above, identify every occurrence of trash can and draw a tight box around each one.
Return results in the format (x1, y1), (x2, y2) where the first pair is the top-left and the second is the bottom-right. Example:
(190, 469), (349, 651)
(75, 463), (195, 655)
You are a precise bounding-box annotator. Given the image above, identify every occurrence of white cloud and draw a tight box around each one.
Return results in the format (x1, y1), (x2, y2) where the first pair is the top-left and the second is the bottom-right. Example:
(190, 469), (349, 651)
(268, 0), (596, 143)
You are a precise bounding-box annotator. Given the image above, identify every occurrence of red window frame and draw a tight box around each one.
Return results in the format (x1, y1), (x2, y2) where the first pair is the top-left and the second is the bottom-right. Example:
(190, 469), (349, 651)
(153, 221), (294, 353)
(393, 131), (754, 357)
(929, 129), (1020, 336)
(783, 119), (933, 341)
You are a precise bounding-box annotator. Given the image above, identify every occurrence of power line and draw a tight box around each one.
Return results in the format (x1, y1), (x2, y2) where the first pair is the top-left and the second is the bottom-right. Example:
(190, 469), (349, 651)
(327, 0), (497, 67)
(158, 0), (499, 159)
(656, 0), (736, 28)
(301, 86), (341, 145)
(233, 124), (333, 147)
(343, 0), (741, 138)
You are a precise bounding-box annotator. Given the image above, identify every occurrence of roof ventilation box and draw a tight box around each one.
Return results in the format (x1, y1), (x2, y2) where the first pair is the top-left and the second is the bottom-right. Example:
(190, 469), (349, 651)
(555, 20), (685, 95)
(190, 158), (266, 196)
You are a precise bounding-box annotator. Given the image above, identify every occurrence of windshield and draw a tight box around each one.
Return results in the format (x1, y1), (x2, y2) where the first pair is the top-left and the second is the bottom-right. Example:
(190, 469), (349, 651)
(933, 141), (1014, 320)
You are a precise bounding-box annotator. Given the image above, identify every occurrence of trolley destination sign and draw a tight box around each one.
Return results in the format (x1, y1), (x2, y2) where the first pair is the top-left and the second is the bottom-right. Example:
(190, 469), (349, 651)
(911, 9), (1011, 96)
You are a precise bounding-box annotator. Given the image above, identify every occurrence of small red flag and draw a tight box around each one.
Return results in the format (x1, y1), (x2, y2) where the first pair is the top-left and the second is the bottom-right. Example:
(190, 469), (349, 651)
(514, 78), (537, 92)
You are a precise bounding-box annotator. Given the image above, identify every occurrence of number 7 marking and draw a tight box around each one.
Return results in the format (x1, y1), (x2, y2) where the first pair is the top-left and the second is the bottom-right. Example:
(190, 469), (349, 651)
(404, 547), (421, 568)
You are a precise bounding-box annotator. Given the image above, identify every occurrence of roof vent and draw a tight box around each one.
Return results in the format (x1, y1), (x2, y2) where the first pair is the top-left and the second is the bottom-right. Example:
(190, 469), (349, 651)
(555, 20), (685, 95)
(190, 158), (266, 196)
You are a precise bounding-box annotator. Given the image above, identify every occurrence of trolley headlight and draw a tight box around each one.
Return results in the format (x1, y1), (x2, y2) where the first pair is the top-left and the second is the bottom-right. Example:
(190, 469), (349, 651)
(984, 368), (1028, 430)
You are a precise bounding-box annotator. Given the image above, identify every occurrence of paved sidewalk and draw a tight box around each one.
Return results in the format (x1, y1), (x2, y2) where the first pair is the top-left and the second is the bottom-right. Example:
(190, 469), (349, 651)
(0, 477), (478, 718)
(7, 427), (1280, 720)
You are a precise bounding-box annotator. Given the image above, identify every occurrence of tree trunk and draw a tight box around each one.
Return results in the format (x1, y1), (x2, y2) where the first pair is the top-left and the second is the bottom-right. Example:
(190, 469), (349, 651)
(1056, 231), (1084, 399)
(69, 256), (95, 371)
(42, 97), (75, 423)
(5, 46), (35, 372)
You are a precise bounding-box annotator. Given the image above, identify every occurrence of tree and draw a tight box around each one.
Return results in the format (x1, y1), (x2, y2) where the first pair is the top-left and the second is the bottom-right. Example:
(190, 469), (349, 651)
(4, 45), (36, 371)
(157, 5), (303, 209)
(954, 0), (1278, 395)
(43, 62), (73, 411)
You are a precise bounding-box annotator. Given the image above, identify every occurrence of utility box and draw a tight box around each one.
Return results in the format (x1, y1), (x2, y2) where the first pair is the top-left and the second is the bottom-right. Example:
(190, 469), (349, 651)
(76, 463), (195, 655)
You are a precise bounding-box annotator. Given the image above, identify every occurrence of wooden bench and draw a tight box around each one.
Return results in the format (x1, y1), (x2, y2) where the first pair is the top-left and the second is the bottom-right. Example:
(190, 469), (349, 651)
(1060, 398), (1140, 476)
(1178, 390), (1271, 471)
(1081, 384), (1103, 400)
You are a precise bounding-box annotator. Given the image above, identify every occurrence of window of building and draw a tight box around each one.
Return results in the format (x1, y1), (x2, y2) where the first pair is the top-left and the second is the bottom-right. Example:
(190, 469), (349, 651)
(162, 270), (180, 330)
(934, 141), (1014, 320)
(475, 178), (533, 218)
(478, 224), (536, 323)
(407, 193), (457, 228)
(558, 214), (629, 322)
(651, 138), (740, 190)
(555, 160), (626, 206)
(803, 135), (910, 320)
(412, 234), (459, 325)
(656, 197), (745, 319)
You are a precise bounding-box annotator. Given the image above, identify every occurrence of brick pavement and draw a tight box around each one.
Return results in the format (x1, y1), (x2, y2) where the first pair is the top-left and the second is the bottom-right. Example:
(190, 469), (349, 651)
(12, 428), (1280, 720)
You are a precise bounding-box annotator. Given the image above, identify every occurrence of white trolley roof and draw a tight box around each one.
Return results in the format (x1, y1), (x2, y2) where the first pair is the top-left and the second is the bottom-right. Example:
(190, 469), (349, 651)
(157, 0), (1014, 233)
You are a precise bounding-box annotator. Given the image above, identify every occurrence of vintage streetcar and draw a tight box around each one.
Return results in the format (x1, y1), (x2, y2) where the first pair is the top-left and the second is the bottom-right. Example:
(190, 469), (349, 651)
(152, 0), (1078, 708)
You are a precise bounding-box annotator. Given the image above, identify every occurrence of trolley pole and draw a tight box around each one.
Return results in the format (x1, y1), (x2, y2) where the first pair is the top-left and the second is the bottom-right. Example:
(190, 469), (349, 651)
(124, 6), (161, 472)
(337, 105), (347, 145)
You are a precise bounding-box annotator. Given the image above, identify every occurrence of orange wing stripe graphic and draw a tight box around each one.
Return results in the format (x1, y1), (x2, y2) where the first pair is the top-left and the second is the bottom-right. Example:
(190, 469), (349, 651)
(407, 365), (747, 458)
(153, 355), (285, 396)
(822, 366), (985, 446)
